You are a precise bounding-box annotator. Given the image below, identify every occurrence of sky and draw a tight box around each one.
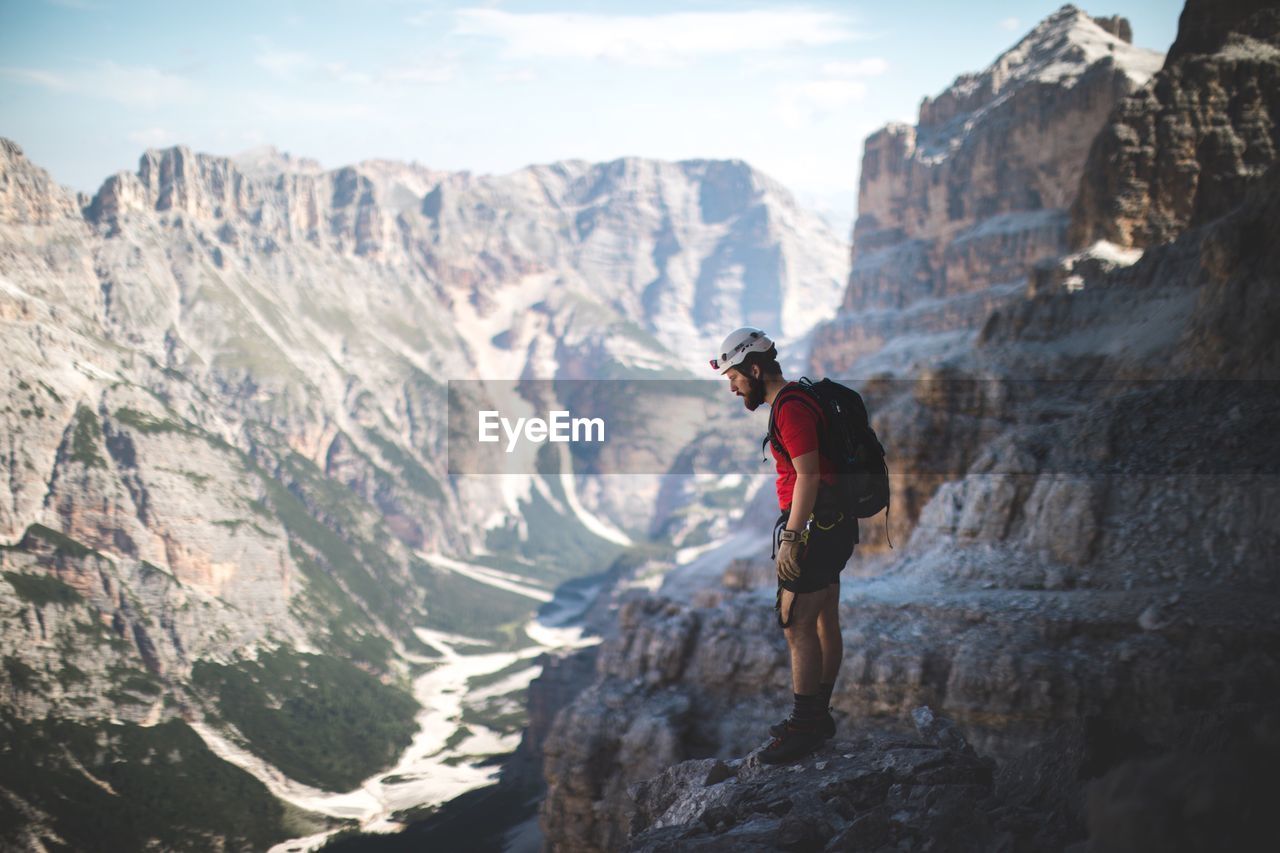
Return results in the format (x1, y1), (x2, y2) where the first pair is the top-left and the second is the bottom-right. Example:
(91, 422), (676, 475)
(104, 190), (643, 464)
(1, 0), (1182, 224)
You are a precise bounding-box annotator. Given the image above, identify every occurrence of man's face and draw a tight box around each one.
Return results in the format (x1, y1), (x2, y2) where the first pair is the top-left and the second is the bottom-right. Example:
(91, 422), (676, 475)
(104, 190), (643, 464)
(726, 366), (765, 411)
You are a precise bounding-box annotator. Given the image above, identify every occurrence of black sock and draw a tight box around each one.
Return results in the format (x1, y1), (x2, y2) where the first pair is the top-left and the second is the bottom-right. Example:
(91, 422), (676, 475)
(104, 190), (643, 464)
(819, 681), (835, 708)
(792, 692), (823, 724)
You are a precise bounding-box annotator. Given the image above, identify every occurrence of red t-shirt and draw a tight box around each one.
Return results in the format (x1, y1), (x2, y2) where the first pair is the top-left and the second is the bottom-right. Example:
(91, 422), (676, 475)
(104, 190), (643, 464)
(771, 385), (836, 510)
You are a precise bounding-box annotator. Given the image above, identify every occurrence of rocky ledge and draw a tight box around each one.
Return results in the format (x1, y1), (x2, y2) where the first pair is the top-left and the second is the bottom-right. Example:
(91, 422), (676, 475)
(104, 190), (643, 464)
(628, 707), (1041, 852)
(626, 702), (1279, 853)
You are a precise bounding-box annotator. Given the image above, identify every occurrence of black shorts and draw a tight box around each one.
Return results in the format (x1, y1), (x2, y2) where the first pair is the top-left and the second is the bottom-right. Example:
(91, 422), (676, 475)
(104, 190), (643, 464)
(772, 508), (857, 595)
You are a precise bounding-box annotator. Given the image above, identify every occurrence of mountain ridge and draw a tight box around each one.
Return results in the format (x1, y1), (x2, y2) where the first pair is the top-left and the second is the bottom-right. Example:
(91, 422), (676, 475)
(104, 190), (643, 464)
(0, 133), (846, 849)
(531, 4), (1280, 850)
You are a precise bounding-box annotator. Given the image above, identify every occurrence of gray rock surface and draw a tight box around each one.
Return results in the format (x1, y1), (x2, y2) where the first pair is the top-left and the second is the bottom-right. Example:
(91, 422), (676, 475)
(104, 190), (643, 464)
(0, 132), (849, 845)
(812, 6), (1162, 380)
(1070, 0), (1280, 249)
(536, 4), (1280, 852)
(628, 725), (1001, 852)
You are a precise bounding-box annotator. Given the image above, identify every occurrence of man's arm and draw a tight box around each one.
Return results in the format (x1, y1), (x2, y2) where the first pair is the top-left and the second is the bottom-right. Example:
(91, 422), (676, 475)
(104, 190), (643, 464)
(776, 449), (820, 582)
(787, 450), (821, 532)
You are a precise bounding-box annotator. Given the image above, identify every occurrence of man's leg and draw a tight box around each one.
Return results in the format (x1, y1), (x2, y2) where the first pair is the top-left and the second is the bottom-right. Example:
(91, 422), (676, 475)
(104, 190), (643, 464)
(780, 588), (825, 694)
(763, 588), (829, 762)
(816, 582), (842, 687)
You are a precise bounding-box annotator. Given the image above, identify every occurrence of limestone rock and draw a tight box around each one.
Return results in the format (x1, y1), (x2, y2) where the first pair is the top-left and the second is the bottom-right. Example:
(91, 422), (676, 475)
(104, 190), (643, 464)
(1082, 706), (1280, 852)
(0, 130), (850, 845)
(1070, 0), (1280, 249)
(539, 5), (1280, 853)
(627, 717), (1018, 852)
(813, 6), (1162, 374)
(0, 139), (80, 226)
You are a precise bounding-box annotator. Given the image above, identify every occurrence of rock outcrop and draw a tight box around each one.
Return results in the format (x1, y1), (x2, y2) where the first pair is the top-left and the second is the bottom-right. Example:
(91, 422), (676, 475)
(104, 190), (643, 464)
(537, 3), (1280, 851)
(813, 5), (1162, 374)
(538, 553), (1280, 850)
(627, 708), (1014, 852)
(0, 136), (849, 848)
(1070, 0), (1280, 249)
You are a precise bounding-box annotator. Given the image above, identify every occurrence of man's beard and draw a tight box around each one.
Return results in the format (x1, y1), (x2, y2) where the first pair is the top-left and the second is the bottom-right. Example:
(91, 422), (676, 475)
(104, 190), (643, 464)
(742, 374), (766, 411)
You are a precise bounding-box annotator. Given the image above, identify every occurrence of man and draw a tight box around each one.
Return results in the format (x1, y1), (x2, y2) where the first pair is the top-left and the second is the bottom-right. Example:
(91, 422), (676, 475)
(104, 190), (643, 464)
(712, 327), (858, 764)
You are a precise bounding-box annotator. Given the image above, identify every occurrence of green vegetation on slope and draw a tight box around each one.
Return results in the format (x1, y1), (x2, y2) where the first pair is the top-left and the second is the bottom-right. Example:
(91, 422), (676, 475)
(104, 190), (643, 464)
(111, 406), (189, 435)
(410, 559), (540, 649)
(363, 426), (444, 501)
(70, 405), (108, 468)
(318, 778), (539, 853)
(16, 524), (99, 559)
(482, 446), (626, 587)
(0, 712), (308, 852)
(459, 688), (528, 736)
(2, 570), (84, 607)
(191, 648), (419, 792)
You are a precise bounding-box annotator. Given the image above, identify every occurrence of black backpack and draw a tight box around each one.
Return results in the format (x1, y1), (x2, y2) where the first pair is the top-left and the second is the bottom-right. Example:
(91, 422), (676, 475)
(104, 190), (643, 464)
(764, 377), (891, 526)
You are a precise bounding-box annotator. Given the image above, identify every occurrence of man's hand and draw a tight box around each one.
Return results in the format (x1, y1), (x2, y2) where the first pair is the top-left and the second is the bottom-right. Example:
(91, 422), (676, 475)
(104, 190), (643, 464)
(777, 539), (805, 582)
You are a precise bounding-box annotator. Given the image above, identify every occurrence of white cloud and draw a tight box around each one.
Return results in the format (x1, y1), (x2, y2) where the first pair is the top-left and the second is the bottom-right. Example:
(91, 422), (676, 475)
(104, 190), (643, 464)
(0, 67), (70, 90)
(1, 61), (194, 108)
(94, 62), (194, 107)
(248, 38), (453, 88)
(822, 57), (888, 78)
(253, 41), (313, 79)
(243, 91), (380, 122)
(323, 62), (375, 85)
(127, 127), (179, 148)
(495, 68), (536, 84)
(999, 17), (1021, 32)
(775, 79), (869, 129)
(454, 8), (859, 66)
(383, 61), (457, 85)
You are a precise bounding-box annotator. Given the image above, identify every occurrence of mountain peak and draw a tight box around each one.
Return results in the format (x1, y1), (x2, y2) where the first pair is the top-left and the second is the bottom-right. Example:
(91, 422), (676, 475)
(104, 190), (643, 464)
(0, 136), (80, 225)
(915, 7), (1163, 145)
(232, 145), (323, 179)
(983, 5), (1154, 89)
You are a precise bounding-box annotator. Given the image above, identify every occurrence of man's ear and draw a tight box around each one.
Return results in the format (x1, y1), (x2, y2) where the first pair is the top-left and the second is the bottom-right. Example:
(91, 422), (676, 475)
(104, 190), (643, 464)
(751, 364), (761, 380)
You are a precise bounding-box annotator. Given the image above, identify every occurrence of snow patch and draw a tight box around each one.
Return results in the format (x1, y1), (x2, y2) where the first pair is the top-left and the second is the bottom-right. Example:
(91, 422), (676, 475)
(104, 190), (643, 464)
(1218, 36), (1280, 64)
(916, 8), (1163, 160)
(416, 551), (554, 602)
(660, 528), (762, 597)
(1081, 239), (1144, 267)
(555, 448), (633, 546)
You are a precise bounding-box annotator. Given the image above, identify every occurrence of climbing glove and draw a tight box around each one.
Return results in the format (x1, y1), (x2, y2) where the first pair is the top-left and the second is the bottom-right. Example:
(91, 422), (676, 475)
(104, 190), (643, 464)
(776, 539), (805, 582)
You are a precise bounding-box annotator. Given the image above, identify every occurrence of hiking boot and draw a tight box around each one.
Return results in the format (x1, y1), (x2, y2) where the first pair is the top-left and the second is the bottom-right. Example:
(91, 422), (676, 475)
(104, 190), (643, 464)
(769, 707), (836, 740)
(759, 722), (826, 765)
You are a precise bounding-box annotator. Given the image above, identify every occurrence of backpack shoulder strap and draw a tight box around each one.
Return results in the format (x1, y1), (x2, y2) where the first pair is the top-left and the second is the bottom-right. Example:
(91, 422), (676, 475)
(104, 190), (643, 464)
(766, 382), (823, 460)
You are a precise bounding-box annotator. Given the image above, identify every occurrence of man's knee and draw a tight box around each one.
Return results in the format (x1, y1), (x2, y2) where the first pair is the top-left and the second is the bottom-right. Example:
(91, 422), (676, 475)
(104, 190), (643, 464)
(818, 585), (840, 623)
(782, 590), (823, 634)
(783, 617), (817, 639)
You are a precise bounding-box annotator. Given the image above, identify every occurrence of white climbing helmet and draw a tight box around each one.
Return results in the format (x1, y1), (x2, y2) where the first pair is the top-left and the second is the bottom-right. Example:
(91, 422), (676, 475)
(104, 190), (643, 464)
(710, 327), (774, 374)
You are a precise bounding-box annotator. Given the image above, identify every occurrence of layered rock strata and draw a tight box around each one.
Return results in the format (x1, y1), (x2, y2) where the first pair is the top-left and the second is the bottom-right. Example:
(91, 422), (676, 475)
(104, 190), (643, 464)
(538, 556), (1280, 851)
(814, 6), (1163, 374)
(0, 136), (847, 847)
(627, 709), (1011, 852)
(1070, 0), (1280, 249)
(538, 3), (1280, 851)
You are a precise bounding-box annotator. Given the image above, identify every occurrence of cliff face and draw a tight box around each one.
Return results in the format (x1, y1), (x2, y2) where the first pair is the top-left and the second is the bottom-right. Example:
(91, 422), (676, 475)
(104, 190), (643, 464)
(1070, 0), (1280, 249)
(0, 137), (848, 847)
(536, 3), (1280, 851)
(813, 5), (1162, 374)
